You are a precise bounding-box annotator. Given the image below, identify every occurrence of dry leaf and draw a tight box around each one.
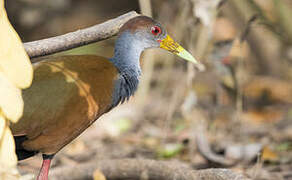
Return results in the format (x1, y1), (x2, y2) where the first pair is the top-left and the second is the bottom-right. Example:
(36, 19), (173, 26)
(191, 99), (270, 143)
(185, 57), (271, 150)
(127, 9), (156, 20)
(241, 108), (283, 124)
(64, 139), (86, 156)
(244, 76), (292, 104)
(229, 39), (249, 59)
(261, 146), (279, 162)
(93, 169), (106, 180)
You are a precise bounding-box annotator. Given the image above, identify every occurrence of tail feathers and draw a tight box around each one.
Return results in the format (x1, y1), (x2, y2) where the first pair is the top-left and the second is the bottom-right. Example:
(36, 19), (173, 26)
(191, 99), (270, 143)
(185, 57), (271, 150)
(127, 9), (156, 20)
(14, 135), (38, 161)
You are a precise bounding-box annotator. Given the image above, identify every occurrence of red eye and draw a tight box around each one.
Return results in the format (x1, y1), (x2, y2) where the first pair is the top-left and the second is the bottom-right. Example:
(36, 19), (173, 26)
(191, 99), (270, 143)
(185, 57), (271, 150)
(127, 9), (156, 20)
(151, 26), (161, 36)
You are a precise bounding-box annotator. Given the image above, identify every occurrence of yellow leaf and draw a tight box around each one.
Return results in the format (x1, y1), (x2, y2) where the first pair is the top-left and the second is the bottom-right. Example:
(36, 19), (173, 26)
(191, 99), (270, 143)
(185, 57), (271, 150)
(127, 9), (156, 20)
(0, 121), (17, 167)
(0, 113), (5, 137)
(93, 169), (106, 180)
(0, 115), (19, 180)
(261, 146), (279, 162)
(0, 72), (23, 122)
(0, 2), (33, 89)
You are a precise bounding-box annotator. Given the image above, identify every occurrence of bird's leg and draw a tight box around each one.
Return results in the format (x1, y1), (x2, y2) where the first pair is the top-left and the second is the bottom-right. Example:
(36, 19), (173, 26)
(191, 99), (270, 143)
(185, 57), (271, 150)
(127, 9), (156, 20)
(37, 154), (54, 180)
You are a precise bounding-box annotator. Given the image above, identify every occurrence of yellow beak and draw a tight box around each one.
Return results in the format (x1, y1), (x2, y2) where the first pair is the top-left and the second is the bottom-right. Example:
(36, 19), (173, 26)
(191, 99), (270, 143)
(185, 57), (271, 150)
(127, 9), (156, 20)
(160, 35), (205, 71)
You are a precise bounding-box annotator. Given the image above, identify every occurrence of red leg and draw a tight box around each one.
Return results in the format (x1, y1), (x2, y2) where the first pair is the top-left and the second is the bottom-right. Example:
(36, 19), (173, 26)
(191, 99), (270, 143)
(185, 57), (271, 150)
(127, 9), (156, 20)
(37, 154), (54, 180)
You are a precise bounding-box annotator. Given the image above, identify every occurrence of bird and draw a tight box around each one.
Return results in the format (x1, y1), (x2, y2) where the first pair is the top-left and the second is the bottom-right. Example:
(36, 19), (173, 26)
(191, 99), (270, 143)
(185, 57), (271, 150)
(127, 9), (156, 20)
(11, 16), (204, 180)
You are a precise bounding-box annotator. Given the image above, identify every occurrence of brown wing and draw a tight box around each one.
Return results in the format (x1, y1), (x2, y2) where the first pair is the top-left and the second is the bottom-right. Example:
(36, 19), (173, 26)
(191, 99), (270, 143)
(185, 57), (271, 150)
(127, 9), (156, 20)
(11, 55), (118, 154)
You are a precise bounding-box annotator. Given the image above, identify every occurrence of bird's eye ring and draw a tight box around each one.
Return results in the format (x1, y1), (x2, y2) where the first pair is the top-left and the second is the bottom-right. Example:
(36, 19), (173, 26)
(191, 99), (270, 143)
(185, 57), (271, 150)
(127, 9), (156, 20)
(151, 26), (161, 36)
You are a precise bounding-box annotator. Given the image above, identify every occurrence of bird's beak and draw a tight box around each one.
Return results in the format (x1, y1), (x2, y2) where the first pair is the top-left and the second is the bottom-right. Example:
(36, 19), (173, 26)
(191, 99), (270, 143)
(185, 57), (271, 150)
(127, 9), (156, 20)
(159, 35), (205, 71)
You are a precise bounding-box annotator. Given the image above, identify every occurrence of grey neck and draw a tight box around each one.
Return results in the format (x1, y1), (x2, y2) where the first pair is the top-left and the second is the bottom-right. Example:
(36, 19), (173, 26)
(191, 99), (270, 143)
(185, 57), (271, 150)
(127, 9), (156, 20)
(109, 31), (144, 75)
(109, 31), (145, 108)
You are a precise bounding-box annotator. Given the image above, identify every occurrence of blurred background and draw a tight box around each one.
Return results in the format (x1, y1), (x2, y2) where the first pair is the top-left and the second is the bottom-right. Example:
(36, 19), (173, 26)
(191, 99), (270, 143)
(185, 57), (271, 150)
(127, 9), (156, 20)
(6, 0), (292, 179)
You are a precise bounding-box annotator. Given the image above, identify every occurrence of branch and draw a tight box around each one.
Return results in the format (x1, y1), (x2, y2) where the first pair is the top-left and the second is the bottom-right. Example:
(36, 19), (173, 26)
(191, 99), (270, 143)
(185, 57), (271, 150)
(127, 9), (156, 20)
(196, 130), (237, 167)
(49, 159), (250, 180)
(23, 11), (139, 59)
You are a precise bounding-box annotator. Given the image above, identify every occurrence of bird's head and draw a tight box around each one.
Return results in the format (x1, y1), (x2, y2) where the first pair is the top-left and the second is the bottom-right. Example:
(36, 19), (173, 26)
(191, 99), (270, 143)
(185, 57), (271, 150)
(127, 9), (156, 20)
(119, 16), (205, 71)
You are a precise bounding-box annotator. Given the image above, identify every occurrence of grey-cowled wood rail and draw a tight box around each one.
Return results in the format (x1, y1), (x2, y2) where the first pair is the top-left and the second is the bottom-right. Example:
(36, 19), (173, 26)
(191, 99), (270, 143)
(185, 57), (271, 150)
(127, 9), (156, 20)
(11, 16), (204, 180)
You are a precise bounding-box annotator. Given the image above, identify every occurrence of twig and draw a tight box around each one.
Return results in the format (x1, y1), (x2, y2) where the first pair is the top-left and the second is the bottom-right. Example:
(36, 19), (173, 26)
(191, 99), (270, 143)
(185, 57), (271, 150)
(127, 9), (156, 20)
(23, 11), (139, 59)
(196, 127), (237, 167)
(235, 15), (258, 121)
(217, 0), (228, 9)
(138, 0), (152, 16)
(240, 15), (258, 43)
(136, 0), (154, 104)
(49, 158), (250, 180)
(224, 0), (282, 75)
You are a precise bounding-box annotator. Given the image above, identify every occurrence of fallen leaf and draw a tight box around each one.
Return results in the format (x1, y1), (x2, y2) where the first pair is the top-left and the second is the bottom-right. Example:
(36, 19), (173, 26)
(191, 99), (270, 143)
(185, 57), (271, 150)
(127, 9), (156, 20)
(115, 118), (132, 133)
(244, 76), (292, 104)
(93, 169), (106, 180)
(64, 139), (86, 156)
(241, 108), (283, 124)
(275, 142), (292, 151)
(157, 143), (184, 158)
(261, 146), (279, 162)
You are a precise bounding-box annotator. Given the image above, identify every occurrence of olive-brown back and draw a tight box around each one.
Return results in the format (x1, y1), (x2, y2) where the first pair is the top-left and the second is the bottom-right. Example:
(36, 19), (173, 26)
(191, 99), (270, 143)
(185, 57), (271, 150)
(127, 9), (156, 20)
(11, 55), (118, 154)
